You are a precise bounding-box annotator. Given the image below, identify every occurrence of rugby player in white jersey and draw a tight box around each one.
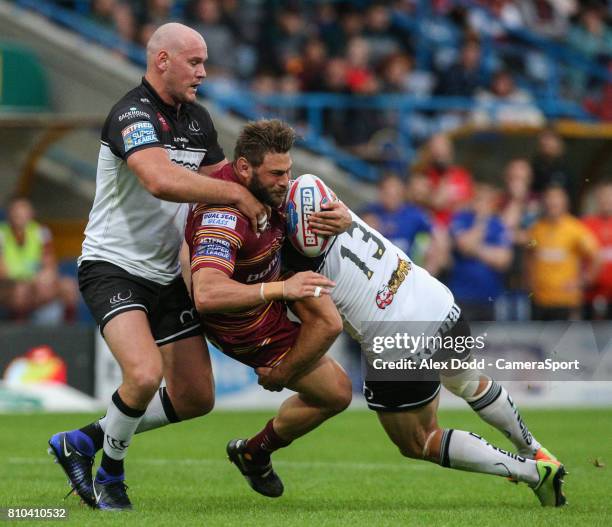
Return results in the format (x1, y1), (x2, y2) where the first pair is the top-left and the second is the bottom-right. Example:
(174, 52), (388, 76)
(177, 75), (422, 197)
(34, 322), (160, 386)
(253, 193), (567, 507)
(47, 23), (269, 511)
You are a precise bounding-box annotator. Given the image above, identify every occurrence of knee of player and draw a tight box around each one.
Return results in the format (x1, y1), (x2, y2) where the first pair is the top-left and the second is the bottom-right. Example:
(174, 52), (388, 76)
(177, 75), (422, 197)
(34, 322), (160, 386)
(128, 368), (163, 397)
(327, 378), (353, 414)
(397, 424), (440, 460)
(175, 395), (215, 419)
(182, 390), (215, 418)
(441, 369), (490, 400)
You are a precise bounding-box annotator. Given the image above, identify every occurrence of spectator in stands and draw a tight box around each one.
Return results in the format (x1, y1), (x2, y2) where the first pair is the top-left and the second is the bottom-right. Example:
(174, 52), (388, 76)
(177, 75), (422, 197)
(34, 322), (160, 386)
(90, 0), (138, 48)
(137, 0), (176, 28)
(299, 38), (328, 92)
(190, 0), (238, 76)
(250, 70), (277, 115)
(584, 60), (612, 121)
(466, 0), (524, 40)
(516, 0), (571, 40)
(472, 69), (545, 126)
(435, 39), (486, 97)
(379, 52), (413, 94)
(361, 173), (448, 276)
(322, 6), (364, 57)
(362, 2), (408, 64)
(405, 171), (433, 210)
(582, 180), (612, 319)
(530, 129), (577, 211)
(338, 37), (386, 158)
(526, 185), (601, 320)
(321, 58), (352, 145)
(448, 182), (512, 321)
(0, 197), (78, 323)
(258, 5), (308, 76)
(498, 158), (539, 320)
(345, 36), (377, 95)
(421, 133), (474, 226)
(500, 158), (540, 243)
(568, 5), (612, 96)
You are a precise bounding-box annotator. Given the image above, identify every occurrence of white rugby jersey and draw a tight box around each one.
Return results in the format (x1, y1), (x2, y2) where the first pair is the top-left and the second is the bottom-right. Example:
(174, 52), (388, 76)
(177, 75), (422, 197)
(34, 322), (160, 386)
(319, 211), (454, 345)
(79, 78), (225, 284)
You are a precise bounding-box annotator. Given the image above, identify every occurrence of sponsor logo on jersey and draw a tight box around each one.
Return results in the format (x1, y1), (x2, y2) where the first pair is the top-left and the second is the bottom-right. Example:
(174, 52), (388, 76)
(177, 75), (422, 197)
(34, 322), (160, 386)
(375, 257), (411, 309)
(188, 119), (201, 133)
(195, 239), (232, 260)
(174, 136), (189, 143)
(300, 187), (317, 247)
(118, 107), (151, 121)
(109, 290), (133, 305)
(157, 112), (170, 132)
(121, 121), (158, 151)
(201, 211), (238, 229)
(179, 308), (197, 325)
(246, 253), (280, 283)
(140, 97), (150, 103)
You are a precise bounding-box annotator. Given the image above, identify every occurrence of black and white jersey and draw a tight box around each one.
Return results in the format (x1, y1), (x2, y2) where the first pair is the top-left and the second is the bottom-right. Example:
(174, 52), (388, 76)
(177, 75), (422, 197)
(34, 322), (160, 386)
(79, 77), (225, 284)
(320, 211), (455, 343)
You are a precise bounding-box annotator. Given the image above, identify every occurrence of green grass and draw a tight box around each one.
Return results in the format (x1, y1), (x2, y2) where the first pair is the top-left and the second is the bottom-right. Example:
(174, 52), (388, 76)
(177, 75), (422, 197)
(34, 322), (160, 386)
(0, 409), (611, 526)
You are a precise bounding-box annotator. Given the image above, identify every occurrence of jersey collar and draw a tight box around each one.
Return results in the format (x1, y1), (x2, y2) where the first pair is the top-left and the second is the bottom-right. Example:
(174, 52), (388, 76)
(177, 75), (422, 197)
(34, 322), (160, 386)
(141, 77), (185, 116)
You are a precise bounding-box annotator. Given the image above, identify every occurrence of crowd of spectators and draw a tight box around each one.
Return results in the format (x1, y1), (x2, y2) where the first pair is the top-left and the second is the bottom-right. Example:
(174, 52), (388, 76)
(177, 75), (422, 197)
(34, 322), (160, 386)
(48, 0), (612, 166)
(0, 197), (79, 324)
(359, 130), (612, 321)
(9, 1), (612, 323)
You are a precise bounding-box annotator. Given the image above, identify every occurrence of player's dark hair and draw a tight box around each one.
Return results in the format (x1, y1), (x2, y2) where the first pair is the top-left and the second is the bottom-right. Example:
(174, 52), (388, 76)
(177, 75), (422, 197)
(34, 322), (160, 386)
(234, 119), (296, 168)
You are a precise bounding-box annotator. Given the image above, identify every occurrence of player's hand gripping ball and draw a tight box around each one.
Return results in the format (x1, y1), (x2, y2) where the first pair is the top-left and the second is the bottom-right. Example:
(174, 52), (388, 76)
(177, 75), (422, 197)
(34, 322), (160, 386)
(286, 174), (337, 257)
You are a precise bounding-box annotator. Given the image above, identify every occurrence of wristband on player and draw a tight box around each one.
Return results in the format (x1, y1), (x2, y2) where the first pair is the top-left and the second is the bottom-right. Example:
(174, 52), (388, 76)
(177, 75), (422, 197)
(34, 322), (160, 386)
(260, 282), (285, 303)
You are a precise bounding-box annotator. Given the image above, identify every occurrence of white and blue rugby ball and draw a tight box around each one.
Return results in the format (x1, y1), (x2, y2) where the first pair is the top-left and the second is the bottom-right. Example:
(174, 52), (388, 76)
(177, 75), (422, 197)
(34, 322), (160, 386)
(286, 174), (337, 257)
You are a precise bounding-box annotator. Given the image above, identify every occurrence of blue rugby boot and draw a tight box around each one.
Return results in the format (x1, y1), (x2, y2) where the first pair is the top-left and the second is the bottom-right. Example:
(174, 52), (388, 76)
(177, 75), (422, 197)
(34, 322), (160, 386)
(92, 468), (132, 511)
(48, 430), (96, 507)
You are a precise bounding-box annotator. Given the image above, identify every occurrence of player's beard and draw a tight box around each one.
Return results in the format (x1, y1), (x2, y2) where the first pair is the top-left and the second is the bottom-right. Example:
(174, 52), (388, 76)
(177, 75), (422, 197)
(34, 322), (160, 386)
(248, 172), (287, 208)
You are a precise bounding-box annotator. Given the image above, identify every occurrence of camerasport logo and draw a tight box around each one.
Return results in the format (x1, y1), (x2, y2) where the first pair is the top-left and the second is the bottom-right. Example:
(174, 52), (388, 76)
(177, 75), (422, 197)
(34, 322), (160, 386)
(376, 258), (411, 309)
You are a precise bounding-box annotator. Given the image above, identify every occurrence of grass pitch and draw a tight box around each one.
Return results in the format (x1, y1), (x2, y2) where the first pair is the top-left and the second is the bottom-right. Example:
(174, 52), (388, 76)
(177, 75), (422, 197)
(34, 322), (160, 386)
(1, 408), (610, 526)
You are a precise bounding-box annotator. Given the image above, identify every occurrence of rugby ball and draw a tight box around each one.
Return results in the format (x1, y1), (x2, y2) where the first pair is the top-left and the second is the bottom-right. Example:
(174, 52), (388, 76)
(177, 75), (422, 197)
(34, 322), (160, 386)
(286, 174), (337, 257)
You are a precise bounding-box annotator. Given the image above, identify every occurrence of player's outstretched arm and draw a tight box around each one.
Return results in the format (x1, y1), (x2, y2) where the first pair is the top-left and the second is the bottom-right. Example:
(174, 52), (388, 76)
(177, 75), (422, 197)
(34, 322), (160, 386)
(127, 148), (266, 232)
(256, 295), (343, 391)
(192, 268), (334, 314)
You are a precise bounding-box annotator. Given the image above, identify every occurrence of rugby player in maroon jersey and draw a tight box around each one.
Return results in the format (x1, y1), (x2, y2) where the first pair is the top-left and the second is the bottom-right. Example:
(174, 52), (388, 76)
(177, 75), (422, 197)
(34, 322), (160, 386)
(185, 119), (352, 497)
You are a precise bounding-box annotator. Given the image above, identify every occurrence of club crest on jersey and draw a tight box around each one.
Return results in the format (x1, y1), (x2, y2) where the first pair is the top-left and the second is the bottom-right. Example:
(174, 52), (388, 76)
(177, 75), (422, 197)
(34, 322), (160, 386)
(121, 121), (158, 151)
(375, 257), (411, 309)
(300, 186), (317, 247)
(201, 211), (238, 229)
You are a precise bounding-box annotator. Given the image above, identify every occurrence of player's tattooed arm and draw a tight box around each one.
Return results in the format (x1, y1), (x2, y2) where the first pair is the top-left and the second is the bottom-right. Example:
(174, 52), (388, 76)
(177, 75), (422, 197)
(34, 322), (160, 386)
(308, 201), (352, 236)
(255, 295), (343, 391)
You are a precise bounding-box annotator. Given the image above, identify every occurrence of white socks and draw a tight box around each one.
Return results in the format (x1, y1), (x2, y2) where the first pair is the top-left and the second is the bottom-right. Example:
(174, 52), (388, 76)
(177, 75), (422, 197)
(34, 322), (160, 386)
(101, 391), (145, 467)
(442, 372), (542, 457)
(440, 429), (539, 485)
(100, 387), (178, 436)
